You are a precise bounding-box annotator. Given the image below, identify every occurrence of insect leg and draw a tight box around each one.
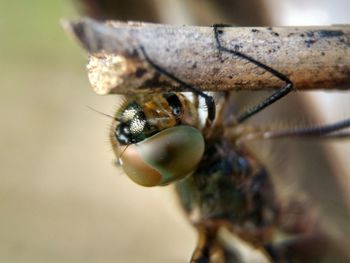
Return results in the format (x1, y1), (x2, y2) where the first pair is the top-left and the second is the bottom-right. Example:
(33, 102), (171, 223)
(190, 225), (226, 263)
(213, 25), (293, 123)
(139, 46), (216, 124)
(237, 117), (350, 143)
(262, 118), (350, 139)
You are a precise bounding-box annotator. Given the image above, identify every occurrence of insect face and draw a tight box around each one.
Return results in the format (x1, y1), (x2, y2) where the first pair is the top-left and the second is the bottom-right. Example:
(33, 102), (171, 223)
(114, 93), (199, 145)
(110, 92), (204, 186)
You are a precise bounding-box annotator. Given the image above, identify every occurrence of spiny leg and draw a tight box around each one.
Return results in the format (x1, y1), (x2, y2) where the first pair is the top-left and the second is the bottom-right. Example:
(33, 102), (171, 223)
(213, 25), (293, 123)
(139, 46), (216, 126)
(236, 117), (350, 143)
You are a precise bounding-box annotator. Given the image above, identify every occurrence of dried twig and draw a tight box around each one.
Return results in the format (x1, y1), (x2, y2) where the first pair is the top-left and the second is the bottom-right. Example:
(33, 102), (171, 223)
(63, 18), (350, 95)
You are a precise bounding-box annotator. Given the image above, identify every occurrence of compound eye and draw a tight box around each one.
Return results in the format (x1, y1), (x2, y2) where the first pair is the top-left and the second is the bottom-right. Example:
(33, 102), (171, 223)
(119, 126), (205, 187)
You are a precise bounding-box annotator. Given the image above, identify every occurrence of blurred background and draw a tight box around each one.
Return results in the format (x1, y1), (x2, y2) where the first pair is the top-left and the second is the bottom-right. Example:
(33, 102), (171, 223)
(0, 0), (349, 262)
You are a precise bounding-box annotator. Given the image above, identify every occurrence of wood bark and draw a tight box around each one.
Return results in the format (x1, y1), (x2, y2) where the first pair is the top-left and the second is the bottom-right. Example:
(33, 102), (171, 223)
(64, 18), (350, 95)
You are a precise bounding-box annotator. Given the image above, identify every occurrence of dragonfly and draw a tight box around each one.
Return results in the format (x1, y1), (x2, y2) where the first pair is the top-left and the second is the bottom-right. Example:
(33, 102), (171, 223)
(103, 24), (350, 263)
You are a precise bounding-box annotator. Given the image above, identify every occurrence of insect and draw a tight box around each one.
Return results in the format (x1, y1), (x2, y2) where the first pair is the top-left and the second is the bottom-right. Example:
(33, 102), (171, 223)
(108, 25), (350, 262)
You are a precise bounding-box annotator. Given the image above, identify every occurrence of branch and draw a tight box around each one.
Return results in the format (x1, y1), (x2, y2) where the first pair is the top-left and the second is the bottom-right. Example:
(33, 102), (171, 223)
(63, 18), (350, 95)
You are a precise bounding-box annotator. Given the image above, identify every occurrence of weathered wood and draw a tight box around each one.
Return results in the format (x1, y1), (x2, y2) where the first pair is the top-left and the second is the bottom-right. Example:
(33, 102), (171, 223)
(64, 18), (350, 95)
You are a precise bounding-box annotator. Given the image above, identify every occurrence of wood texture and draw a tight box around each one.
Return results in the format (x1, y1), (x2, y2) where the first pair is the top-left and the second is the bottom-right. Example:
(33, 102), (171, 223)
(64, 18), (350, 95)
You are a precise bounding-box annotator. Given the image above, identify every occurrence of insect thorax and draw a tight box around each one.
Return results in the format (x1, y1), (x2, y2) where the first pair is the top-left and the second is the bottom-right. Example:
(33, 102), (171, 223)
(175, 134), (279, 241)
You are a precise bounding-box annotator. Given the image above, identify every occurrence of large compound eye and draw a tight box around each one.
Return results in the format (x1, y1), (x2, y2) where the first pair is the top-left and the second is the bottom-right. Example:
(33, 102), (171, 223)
(119, 126), (205, 187)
